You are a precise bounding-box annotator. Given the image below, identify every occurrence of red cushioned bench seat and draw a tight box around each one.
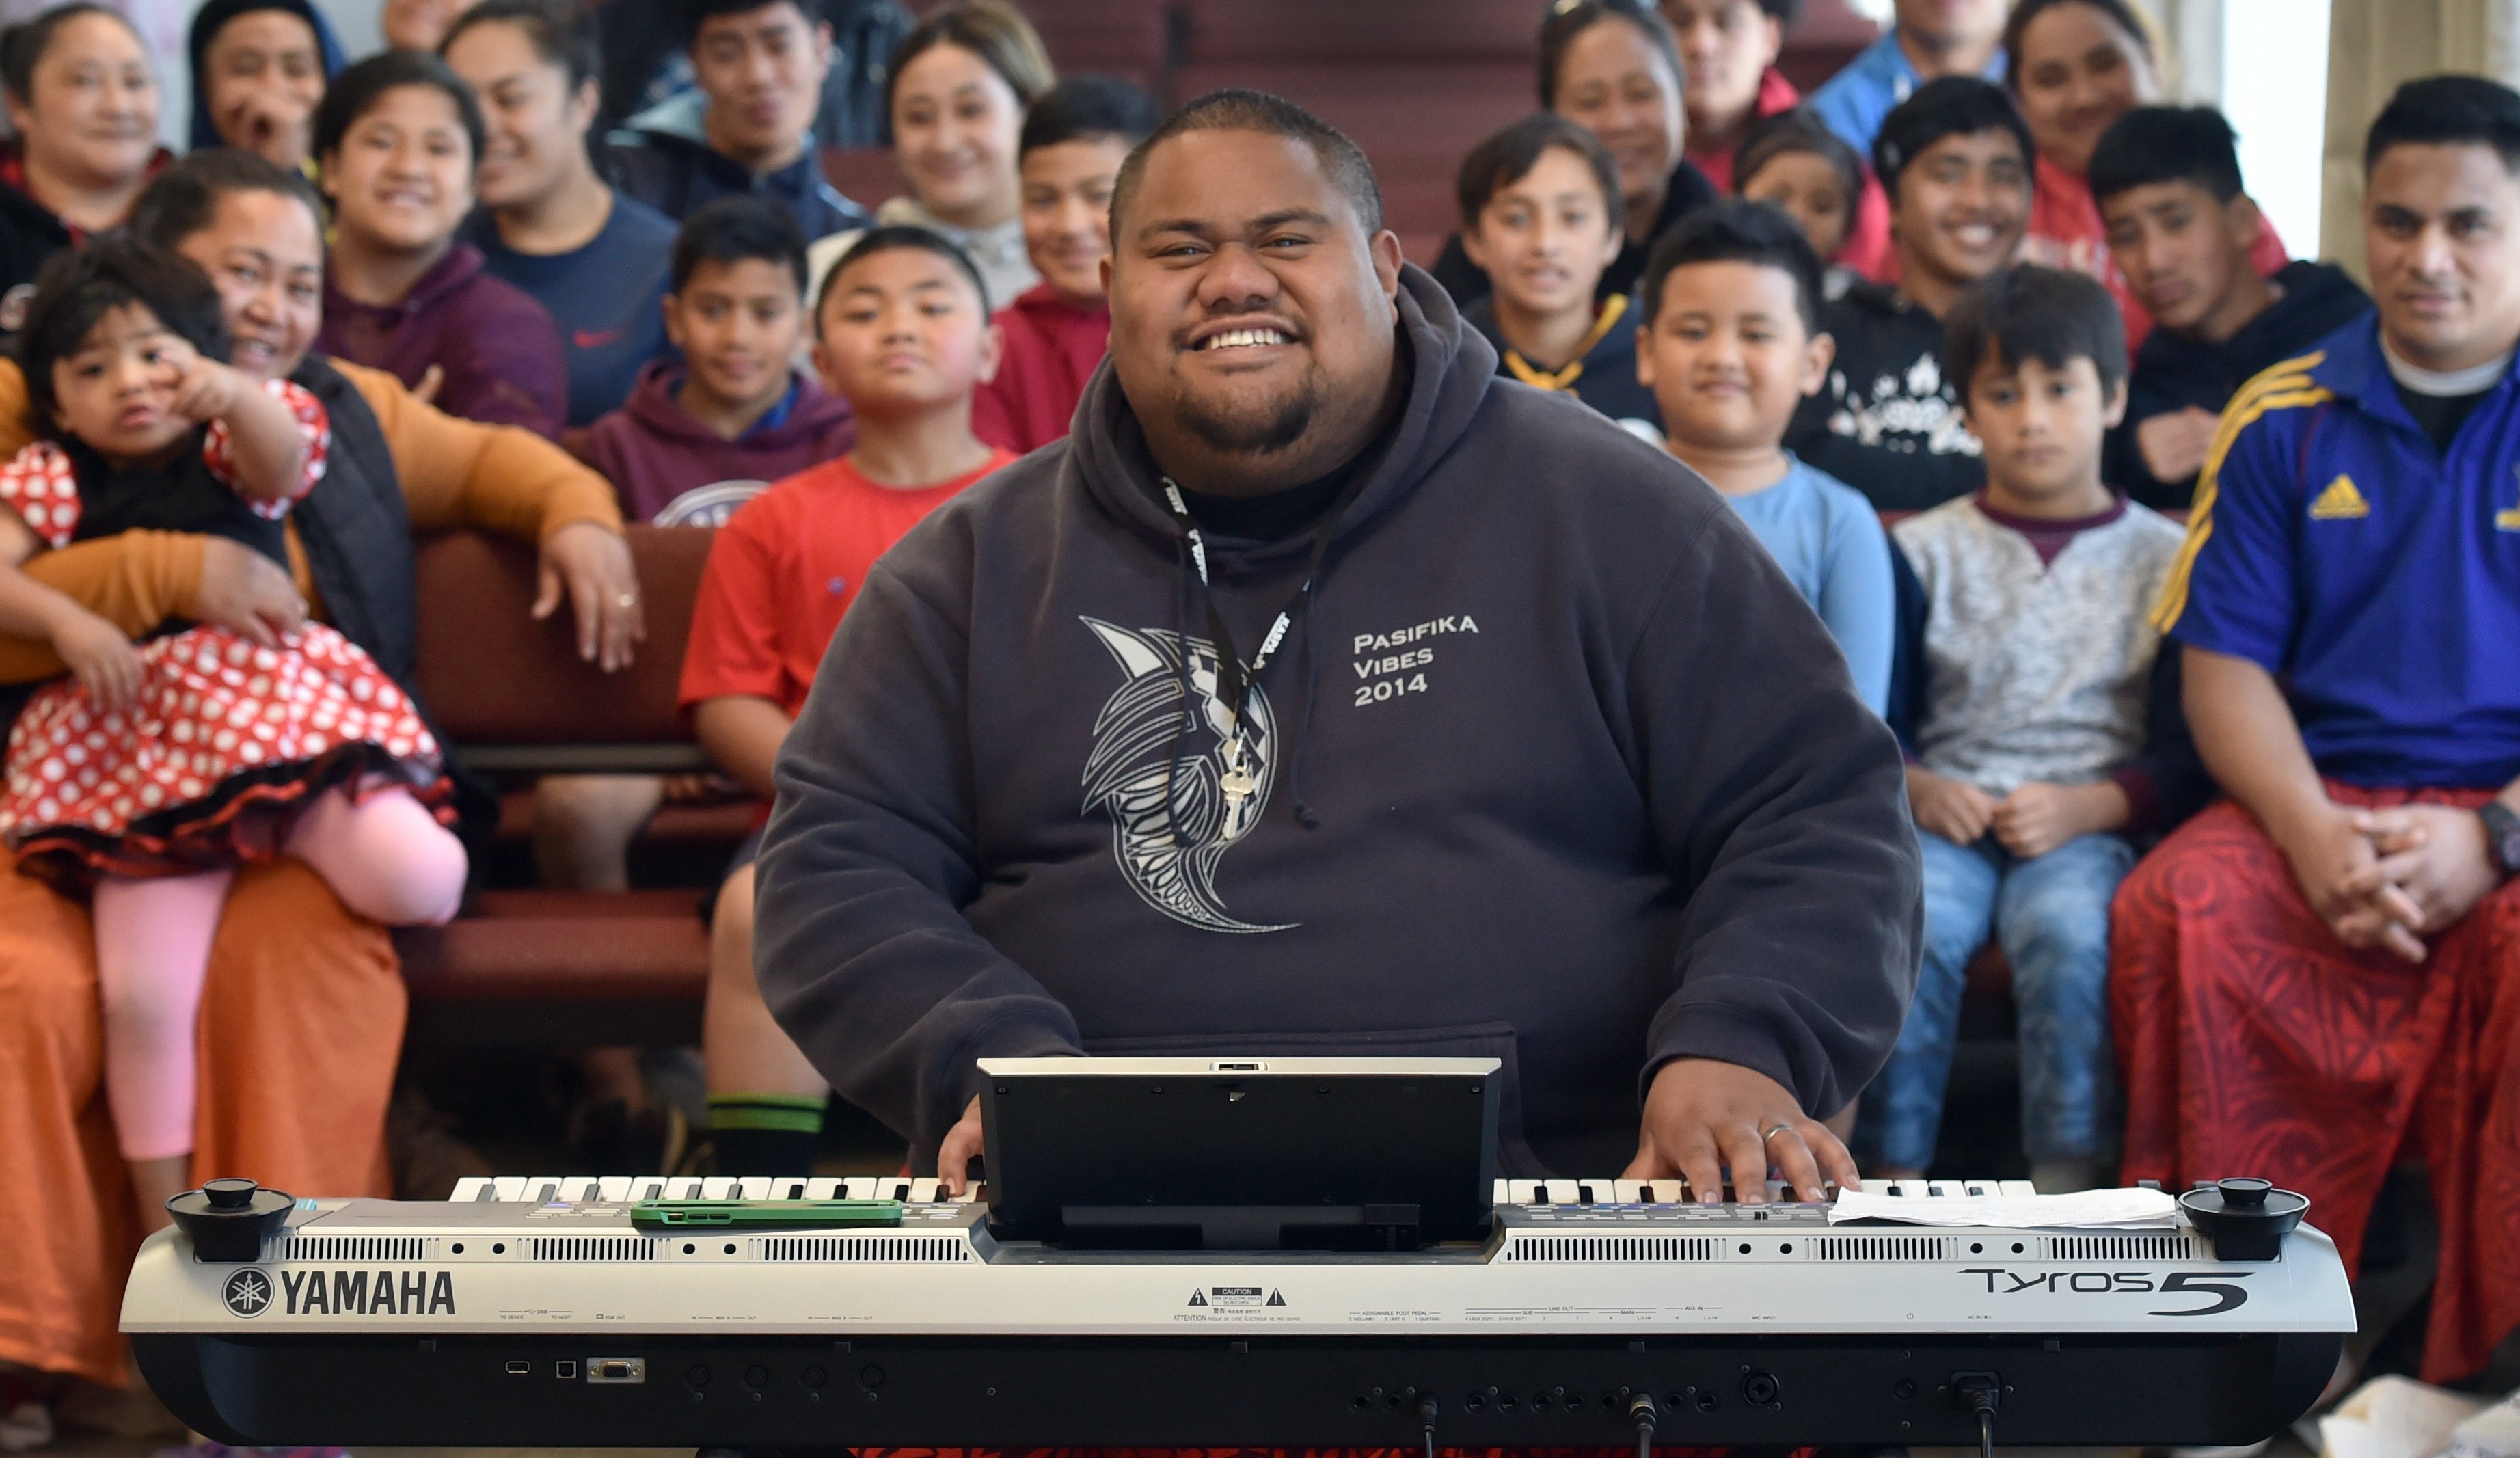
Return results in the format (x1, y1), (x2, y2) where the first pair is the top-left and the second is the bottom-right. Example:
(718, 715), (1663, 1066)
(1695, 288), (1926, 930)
(400, 527), (722, 1025)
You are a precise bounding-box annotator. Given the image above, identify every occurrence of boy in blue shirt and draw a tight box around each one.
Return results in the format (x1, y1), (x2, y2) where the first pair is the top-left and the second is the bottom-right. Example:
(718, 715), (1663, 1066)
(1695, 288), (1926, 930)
(2117, 75), (2520, 1383)
(1807, 0), (2008, 161)
(1875, 266), (2204, 1190)
(1638, 199), (1895, 716)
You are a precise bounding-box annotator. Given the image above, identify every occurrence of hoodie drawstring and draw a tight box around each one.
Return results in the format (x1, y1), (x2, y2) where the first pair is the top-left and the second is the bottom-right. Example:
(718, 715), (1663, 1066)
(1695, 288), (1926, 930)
(1288, 580), (1325, 831)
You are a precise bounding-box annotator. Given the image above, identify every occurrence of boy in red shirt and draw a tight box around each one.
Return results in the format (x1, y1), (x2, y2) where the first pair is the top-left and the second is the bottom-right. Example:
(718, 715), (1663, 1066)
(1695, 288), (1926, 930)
(682, 225), (1014, 1174)
(970, 77), (1161, 455)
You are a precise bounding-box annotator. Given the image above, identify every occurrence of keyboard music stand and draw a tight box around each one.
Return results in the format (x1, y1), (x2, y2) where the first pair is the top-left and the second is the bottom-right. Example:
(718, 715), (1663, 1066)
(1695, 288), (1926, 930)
(977, 1056), (1500, 1251)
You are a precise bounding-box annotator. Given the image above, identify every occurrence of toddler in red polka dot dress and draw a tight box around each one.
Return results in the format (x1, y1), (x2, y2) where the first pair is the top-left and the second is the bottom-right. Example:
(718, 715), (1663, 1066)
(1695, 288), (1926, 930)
(0, 240), (470, 1228)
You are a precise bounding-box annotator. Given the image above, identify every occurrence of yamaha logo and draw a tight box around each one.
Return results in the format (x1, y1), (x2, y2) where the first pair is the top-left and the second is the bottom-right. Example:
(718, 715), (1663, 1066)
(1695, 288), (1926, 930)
(223, 1268), (274, 1319)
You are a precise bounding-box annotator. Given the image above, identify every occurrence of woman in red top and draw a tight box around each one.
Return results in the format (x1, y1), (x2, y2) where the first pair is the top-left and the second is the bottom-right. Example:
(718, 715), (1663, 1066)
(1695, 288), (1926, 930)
(2005, 0), (2286, 349)
(1664, 0), (1891, 274)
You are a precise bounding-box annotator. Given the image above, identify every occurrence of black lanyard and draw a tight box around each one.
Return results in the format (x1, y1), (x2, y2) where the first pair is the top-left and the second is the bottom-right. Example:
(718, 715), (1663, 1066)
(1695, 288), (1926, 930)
(1157, 473), (1365, 740)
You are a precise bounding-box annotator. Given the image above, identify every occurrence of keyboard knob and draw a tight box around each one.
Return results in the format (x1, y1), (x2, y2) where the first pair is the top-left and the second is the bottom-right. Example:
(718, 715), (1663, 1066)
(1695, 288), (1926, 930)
(167, 1178), (295, 1262)
(2214, 1177), (2273, 1209)
(204, 1177), (259, 1209)
(2178, 1176), (2308, 1261)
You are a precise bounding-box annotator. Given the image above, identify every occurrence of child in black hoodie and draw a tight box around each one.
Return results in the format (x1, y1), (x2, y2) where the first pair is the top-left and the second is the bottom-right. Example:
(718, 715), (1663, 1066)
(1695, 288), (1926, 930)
(1456, 114), (1661, 435)
(2091, 106), (2373, 510)
(1787, 79), (2033, 513)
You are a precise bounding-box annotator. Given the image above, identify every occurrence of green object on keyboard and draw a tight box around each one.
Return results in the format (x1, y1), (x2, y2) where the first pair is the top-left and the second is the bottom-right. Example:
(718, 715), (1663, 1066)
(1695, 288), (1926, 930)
(629, 1199), (904, 1230)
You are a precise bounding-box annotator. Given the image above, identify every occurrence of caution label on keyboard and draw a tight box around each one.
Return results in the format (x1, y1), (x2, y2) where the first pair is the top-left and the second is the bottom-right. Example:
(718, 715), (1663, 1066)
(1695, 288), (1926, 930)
(1174, 1286), (1297, 1322)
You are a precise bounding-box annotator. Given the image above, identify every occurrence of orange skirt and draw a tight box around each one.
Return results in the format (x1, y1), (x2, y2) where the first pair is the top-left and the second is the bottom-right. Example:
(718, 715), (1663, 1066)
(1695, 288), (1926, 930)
(0, 856), (401, 1386)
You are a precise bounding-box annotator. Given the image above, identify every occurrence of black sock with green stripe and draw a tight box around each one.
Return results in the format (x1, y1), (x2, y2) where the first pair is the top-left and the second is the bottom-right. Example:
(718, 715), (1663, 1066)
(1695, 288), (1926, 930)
(707, 1093), (825, 1176)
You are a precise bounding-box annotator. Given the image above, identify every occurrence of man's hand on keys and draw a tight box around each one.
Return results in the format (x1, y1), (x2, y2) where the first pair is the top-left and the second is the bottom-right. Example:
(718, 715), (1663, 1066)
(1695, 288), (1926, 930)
(1623, 1057), (1856, 1204)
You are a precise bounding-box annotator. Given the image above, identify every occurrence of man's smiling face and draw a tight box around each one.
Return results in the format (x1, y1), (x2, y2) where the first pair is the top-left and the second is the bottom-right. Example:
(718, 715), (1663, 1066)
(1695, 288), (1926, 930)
(1106, 126), (1401, 469)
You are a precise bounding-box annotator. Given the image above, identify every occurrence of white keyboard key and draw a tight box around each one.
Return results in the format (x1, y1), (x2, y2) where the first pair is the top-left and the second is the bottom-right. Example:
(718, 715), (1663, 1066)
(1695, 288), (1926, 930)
(1493, 1179), (1512, 1206)
(2000, 1180), (2037, 1197)
(908, 1178), (940, 1204)
(843, 1177), (878, 1200)
(955, 1181), (985, 1204)
(452, 1177), (495, 1201)
(700, 1177), (743, 1200)
(1507, 1180), (1544, 1205)
(527, 1178), (564, 1204)
(1543, 1179), (1580, 1206)
(487, 1176), (527, 1202)
(1614, 1179), (1647, 1204)
(877, 1177), (914, 1201)
(774, 1178), (814, 1200)
(673, 1178), (709, 1200)
(733, 1178), (776, 1200)
(804, 1178), (844, 1200)
(630, 1178), (668, 1202)
(596, 1177), (634, 1202)
(1649, 1179), (1685, 1204)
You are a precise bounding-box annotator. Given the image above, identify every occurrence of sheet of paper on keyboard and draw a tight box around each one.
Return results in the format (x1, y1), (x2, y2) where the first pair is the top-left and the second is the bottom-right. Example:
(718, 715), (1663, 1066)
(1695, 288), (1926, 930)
(1828, 1187), (2179, 1228)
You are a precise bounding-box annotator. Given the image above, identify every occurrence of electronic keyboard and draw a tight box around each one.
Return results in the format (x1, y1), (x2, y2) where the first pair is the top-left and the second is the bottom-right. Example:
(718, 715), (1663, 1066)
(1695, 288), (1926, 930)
(124, 1174), (2353, 1450)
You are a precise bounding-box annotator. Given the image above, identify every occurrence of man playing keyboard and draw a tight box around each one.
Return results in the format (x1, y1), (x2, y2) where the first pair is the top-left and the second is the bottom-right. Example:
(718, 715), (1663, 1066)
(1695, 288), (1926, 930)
(748, 90), (1923, 1202)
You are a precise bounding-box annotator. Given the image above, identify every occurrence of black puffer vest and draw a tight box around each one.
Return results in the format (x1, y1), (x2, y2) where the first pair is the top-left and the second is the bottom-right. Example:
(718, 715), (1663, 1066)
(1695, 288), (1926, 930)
(290, 355), (418, 686)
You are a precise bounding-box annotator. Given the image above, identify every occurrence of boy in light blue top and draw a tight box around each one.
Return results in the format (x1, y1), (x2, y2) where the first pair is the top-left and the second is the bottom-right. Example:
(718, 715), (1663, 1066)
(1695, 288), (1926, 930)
(1806, 0), (2009, 160)
(1638, 200), (1895, 716)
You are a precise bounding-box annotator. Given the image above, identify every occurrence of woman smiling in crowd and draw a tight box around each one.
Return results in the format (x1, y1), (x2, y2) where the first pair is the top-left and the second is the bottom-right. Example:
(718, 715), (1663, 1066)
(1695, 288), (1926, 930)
(445, 0), (677, 429)
(807, 0), (1051, 312)
(0, 3), (163, 327)
(314, 51), (570, 437)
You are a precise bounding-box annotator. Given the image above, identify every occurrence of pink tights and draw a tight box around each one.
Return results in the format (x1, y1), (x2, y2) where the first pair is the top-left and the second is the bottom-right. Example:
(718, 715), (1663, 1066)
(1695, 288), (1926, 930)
(94, 786), (467, 1162)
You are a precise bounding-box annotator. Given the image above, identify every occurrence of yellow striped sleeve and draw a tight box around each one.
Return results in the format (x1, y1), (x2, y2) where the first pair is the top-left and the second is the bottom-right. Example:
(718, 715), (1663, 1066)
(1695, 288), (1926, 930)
(2150, 351), (2336, 634)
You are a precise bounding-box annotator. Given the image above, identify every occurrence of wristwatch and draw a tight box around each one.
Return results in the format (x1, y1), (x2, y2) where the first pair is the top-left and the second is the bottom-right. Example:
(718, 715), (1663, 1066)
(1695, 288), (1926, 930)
(2482, 800), (2520, 880)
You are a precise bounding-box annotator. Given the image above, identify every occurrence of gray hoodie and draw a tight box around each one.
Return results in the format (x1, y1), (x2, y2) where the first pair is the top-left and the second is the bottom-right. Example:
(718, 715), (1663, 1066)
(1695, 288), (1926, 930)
(755, 266), (1922, 1176)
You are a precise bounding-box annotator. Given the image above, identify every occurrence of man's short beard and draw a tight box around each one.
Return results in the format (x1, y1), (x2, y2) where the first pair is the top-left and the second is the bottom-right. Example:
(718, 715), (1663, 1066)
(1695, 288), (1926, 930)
(1173, 383), (1318, 456)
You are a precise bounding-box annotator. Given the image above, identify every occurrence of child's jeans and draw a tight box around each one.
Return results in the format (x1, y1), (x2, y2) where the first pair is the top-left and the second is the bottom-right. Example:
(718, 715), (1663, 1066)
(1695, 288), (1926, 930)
(1862, 830), (2135, 1172)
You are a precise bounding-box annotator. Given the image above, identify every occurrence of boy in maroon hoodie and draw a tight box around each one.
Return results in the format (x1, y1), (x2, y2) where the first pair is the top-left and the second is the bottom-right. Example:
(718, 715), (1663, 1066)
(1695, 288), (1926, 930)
(971, 77), (1163, 455)
(570, 195), (854, 524)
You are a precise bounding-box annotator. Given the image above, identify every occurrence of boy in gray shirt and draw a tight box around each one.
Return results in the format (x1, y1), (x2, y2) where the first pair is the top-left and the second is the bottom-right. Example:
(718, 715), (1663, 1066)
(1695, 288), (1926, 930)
(1871, 267), (2207, 1191)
